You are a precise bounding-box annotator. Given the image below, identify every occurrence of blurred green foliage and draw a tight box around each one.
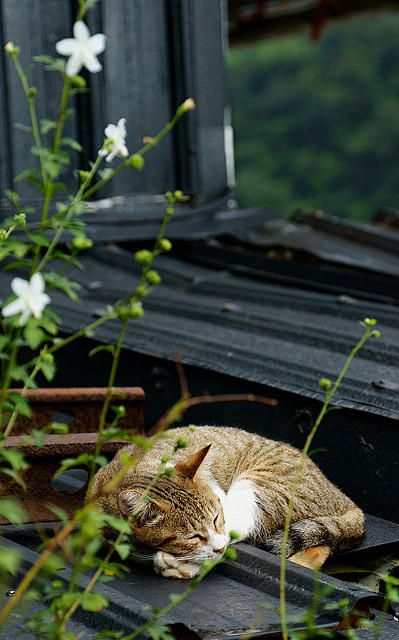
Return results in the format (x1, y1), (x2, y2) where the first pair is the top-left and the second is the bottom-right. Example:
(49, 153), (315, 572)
(228, 13), (399, 220)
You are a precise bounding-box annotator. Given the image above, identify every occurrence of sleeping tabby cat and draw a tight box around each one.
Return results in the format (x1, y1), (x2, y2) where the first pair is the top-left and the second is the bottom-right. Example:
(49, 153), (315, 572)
(89, 426), (364, 579)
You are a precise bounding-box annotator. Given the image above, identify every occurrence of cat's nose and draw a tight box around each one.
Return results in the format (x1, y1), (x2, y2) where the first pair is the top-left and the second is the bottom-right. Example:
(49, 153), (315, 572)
(213, 546), (225, 554)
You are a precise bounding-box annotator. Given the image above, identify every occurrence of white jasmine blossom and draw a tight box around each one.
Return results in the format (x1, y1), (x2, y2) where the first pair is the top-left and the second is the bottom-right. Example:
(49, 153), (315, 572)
(2, 273), (51, 326)
(99, 118), (129, 162)
(55, 21), (106, 77)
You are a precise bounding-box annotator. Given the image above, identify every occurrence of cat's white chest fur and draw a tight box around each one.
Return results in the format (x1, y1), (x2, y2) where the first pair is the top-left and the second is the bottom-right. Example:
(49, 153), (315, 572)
(209, 477), (260, 542)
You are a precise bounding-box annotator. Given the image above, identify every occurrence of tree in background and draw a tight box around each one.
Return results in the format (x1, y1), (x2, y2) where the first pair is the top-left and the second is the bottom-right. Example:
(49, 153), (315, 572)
(228, 13), (399, 220)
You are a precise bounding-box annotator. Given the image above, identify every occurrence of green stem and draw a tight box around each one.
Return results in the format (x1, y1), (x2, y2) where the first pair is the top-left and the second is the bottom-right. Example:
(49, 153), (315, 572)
(86, 317), (129, 494)
(12, 57), (46, 183)
(2, 359), (42, 438)
(36, 152), (103, 272)
(279, 327), (374, 640)
(0, 328), (22, 428)
(31, 76), (71, 274)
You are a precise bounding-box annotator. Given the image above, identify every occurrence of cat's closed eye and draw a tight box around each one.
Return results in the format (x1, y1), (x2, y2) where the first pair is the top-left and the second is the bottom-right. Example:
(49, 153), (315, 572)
(189, 533), (207, 542)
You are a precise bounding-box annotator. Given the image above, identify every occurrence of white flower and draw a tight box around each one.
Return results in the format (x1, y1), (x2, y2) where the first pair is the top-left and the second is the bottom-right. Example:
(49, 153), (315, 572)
(2, 273), (51, 326)
(55, 21), (106, 77)
(99, 118), (129, 162)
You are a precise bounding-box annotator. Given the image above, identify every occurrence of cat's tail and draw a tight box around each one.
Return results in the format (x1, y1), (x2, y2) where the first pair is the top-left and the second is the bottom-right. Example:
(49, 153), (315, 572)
(264, 506), (364, 557)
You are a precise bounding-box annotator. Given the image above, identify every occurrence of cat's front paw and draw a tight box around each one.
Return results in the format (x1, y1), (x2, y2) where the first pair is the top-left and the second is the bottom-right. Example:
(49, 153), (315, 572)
(154, 551), (202, 579)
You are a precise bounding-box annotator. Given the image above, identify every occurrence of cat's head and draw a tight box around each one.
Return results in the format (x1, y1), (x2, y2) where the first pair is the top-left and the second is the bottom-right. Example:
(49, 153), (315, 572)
(116, 445), (228, 563)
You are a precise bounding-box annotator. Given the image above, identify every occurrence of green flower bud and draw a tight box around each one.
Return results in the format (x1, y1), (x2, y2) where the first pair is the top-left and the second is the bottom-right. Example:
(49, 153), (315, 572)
(70, 75), (86, 88)
(78, 170), (91, 183)
(159, 238), (172, 252)
(224, 547), (237, 561)
(166, 206), (175, 217)
(173, 190), (184, 201)
(164, 467), (174, 477)
(363, 318), (377, 327)
(176, 437), (188, 449)
(319, 378), (332, 392)
(165, 191), (174, 203)
(72, 236), (93, 251)
(4, 42), (20, 59)
(0, 229), (7, 241)
(370, 330), (381, 338)
(116, 305), (130, 321)
(115, 405), (126, 417)
(134, 285), (149, 298)
(135, 250), (153, 265)
(146, 270), (161, 286)
(228, 530), (240, 541)
(14, 213), (26, 227)
(28, 87), (38, 100)
(129, 301), (144, 318)
(128, 154), (145, 170)
(177, 98), (196, 116)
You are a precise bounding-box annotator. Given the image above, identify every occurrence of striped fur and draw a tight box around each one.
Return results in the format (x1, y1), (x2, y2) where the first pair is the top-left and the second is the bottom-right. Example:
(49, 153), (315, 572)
(89, 426), (364, 578)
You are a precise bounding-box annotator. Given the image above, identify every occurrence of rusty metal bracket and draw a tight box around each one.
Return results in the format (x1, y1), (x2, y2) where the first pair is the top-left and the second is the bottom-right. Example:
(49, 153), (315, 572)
(1, 387), (145, 524)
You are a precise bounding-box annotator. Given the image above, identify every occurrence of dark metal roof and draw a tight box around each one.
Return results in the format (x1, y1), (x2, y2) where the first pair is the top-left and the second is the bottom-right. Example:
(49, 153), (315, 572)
(1, 209), (399, 423)
(3, 524), (399, 640)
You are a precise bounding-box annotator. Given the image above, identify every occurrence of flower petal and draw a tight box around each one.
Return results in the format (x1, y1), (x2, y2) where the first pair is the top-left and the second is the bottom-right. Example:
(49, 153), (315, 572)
(2, 298), (26, 318)
(10, 277), (29, 297)
(65, 53), (83, 77)
(55, 38), (78, 56)
(30, 296), (50, 319)
(73, 20), (90, 43)
(117, 118), (127, 137)
(30, 272), (46, 295)
(104, 124), (118, 139)
(18, 307), (32, 326)
(88, 33), (106, 55)
(80, 47), (102, 73)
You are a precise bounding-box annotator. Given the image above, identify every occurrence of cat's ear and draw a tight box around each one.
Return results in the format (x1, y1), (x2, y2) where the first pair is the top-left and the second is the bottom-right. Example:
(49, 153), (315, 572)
(174, 444), (211, 480)
(117, 490), (169, 526)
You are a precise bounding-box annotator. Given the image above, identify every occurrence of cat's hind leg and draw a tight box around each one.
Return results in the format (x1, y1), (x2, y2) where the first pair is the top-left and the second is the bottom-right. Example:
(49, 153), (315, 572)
(264, 506), (364, 557)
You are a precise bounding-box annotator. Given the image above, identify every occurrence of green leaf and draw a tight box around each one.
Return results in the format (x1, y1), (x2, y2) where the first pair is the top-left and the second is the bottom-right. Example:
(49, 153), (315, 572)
(9, 366), (38, 389)
(2, 260), (32, 271)
(33, 55), (66, 73)
(13, 123), (33, 135)
(103, 515), (132, 534)
(114, 543), (131, 560)
(44, 160), (61, 179)
(0, 447), (28, 472)
(5, 189), (20, 204)
(0, 467), (27, 489)
(61, 137), (83, 152)
(89, 344), (116, 358)
(22, 429), (45, 447)
(147, 623), (175, 640)
(47, 422), (69, 435)
(0, 335), (9, 351)
(40, 360), (56, 382)
(0, 497), (26, 524)
(14, 169), (41, 183)
(38, 315), (59, 335)
(8, 391), (32, 418)
(80, 592), (108, 612)
(24, 323), (46, 349)
(40, 119), (57, 135)
(43, 272), (81, 302)
(0, 544), (21, 574)
(30, 233), (50, 247)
